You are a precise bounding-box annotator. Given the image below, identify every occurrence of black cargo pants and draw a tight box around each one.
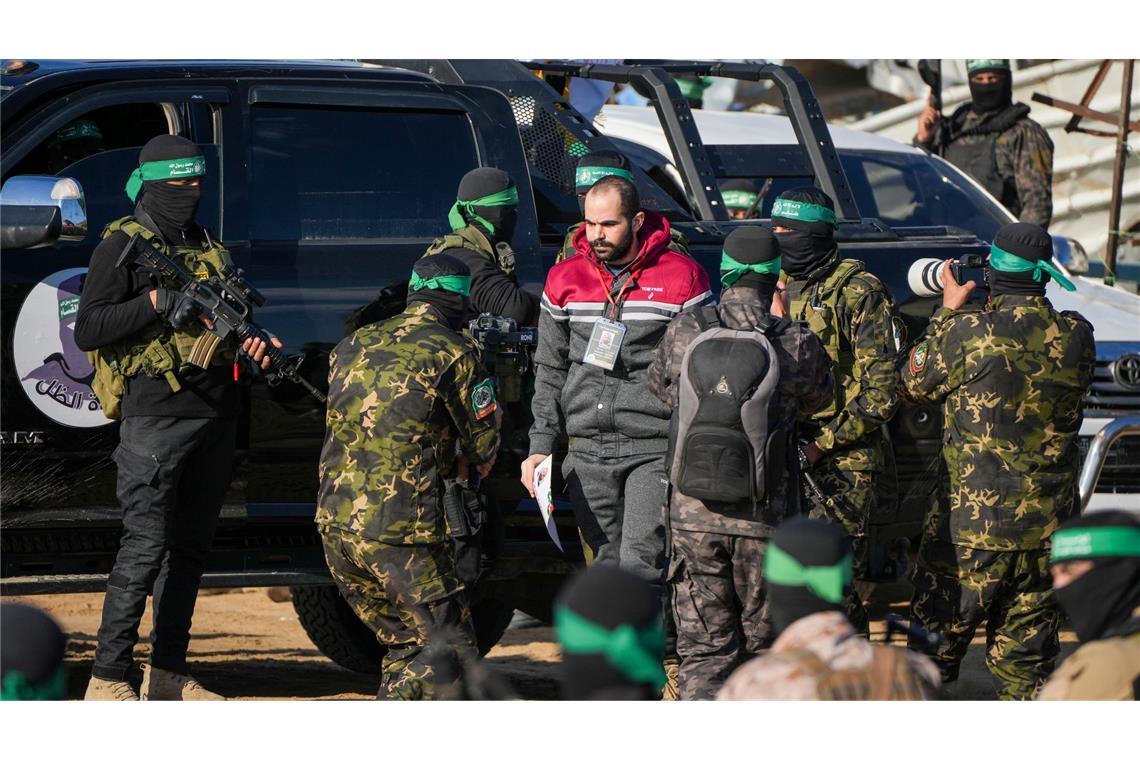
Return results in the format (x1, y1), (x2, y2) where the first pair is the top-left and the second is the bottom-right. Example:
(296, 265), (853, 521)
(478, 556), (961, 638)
(91, 414), (236, 681)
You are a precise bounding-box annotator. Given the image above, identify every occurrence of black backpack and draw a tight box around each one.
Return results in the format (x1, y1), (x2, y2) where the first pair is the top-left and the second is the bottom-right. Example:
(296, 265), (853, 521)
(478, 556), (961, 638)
(670, 307), (783, 509)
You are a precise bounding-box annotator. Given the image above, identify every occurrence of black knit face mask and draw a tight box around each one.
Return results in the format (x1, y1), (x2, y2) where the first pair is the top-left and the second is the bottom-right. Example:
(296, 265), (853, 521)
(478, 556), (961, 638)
(776, 225), (835, 278)
(969, 75), (1012, 114)
(141, 180), (201, 234)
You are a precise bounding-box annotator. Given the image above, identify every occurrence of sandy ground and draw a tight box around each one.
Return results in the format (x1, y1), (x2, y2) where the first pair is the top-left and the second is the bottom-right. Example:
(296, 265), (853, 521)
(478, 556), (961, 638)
(8, 585), (1076, 701)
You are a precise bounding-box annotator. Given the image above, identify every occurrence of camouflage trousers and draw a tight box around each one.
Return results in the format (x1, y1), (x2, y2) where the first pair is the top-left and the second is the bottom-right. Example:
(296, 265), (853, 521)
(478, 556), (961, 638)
(910, 540), (1059, 700)
(669, 528), (773, 700)
(806, 445), (877, 634)
(320, 527), (476, 700)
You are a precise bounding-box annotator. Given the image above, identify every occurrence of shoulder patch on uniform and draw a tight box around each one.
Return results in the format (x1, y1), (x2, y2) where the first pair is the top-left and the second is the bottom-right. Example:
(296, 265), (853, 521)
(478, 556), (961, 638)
(909, 341), (929, 376)
(471, 378), (498, 420)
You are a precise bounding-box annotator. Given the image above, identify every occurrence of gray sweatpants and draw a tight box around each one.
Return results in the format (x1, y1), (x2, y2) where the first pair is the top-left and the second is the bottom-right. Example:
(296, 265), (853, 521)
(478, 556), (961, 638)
(562, 451), (669, 587)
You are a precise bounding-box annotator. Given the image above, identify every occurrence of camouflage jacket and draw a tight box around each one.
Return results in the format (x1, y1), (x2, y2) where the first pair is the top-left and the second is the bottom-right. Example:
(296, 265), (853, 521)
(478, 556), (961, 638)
(920, 103), (1054, 228)
(316, 302), (500, 545)
(901, 294), (1095, 551)
(717, 611), (941, 700)
(782, 255), (900, 459)
(556, 221), (691, 263)
(648, 286), (833, 536)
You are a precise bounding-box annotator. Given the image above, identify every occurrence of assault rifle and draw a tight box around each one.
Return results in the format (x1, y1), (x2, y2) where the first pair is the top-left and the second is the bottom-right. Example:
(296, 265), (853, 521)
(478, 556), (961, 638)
(466, 314), (538, 404)
(116, 232), (327, 403)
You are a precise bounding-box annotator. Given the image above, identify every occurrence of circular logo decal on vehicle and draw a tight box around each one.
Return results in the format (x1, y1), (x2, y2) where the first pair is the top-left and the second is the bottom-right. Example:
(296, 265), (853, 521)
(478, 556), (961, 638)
(13, 268), (111, 428)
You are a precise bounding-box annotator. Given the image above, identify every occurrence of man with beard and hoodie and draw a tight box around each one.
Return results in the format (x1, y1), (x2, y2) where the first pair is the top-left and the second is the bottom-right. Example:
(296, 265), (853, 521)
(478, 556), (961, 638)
(75, 134), (277, 701)
(915, 59), (1054, 228)
(555, 564), (667, 700)
(521, 174), (712, 605)
(1038, 510), (1140, 701)
(316, 254), (500, 700)
(772, 187), (900, 633)
(717, 517), (940, 700)
(557, 151), (690, 263)
(902, 221), (1095, 699)
(647, 226), (833, 699)
(422, 167), (539, 326)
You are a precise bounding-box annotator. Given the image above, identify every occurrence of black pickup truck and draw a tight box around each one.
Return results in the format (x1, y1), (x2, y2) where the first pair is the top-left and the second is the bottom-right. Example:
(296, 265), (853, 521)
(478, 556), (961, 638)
(0, 58), (1017, 672)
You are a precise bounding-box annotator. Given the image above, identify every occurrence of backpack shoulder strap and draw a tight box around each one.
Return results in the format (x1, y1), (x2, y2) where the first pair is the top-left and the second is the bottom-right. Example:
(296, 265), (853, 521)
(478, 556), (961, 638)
(693, 303), (721, 331)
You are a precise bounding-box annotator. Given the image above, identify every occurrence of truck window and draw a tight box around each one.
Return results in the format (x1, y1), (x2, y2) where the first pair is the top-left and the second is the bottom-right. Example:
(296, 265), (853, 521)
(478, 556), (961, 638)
(5, 101), (220, 241)
(249, 105), (479, 241)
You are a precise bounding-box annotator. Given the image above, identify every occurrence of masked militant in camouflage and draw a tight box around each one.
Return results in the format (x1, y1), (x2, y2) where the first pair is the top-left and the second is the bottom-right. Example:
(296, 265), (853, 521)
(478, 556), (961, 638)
(774, 188), (901, 632)
(649, 227), (833, 699)
(316, 255), (500, 700)
(902, 222), (1095, 699)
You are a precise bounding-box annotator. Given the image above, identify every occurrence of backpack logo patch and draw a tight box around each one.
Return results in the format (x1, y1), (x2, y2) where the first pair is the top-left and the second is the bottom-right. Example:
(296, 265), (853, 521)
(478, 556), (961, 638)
(715, 376), (731, 396)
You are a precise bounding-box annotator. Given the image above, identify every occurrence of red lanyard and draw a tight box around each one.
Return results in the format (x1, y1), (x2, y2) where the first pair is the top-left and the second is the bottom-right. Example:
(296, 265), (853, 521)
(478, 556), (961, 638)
(593, 264), (636, 319)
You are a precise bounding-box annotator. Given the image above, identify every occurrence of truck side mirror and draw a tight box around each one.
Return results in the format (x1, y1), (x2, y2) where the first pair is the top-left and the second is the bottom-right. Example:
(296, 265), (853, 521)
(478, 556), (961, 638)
(1052, 234), (1089, 276)
(0, 175), (88, 250)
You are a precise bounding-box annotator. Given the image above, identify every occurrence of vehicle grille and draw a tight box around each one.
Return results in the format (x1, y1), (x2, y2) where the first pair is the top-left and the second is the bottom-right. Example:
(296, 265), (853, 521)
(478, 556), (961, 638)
(1078, 434), (1140, 493)
(1085, 358), (1140, 415)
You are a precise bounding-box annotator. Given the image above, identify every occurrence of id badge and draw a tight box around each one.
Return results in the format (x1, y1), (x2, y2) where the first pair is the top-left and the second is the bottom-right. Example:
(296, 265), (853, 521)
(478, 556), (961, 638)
(583, 318), (626, 370)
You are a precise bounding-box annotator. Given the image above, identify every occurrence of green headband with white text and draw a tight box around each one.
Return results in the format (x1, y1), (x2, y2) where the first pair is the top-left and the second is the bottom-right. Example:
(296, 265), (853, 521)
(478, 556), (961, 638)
(771, 197), (838, 228)
(1051, 526), (1140, 563)
(125, 156), (206, 202)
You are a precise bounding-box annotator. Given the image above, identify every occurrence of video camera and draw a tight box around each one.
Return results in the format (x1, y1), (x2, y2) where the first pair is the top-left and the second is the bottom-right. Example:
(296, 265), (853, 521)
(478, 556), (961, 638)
(466, 314), (538, 404)
(907, 254), (987, 298)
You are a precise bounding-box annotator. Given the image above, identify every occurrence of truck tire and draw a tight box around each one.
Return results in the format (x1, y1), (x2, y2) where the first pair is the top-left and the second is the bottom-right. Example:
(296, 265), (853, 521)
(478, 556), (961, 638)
(290, 585), (516, 675)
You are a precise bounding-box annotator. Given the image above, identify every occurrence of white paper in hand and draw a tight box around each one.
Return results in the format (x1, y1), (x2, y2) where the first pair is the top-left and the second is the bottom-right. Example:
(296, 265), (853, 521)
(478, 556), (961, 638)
(533, 454), (562, 552)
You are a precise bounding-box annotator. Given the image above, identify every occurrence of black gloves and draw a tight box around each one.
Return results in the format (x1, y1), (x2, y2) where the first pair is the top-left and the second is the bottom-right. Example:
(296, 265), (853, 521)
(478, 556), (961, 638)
(153, 288), (200, 330)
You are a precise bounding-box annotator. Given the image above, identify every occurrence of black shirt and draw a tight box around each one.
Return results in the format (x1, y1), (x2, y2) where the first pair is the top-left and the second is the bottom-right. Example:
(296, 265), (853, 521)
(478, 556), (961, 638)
(74, 228), (239, 418)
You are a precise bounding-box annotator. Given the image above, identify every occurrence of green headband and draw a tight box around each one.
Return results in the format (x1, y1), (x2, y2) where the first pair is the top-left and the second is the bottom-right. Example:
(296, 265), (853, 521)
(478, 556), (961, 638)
(989, 244), (1076, 291)
(720, 250), (782, 287)
(125, 156), (206, 202)
(1051, 525), (1140, 562)
(676, 76), (713, 101)
(554, 605), (667, 689)
(50, 120), (103, 146)
(0, 668), (67, 701)
(447, 186), (519, 235)
(409, 271), (471, 296)
(967, 59), (1011, 74)
(764, 543), (853, 604)
(771, 197), (838, 228)
(575, 165), (635, 189)
(722, 190), (759, 210)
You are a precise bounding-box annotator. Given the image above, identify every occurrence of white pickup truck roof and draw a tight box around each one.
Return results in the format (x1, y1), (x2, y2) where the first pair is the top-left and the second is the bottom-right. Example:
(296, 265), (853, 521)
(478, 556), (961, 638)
(597, 104), (925, 154)
(597, 103), (1140, 345)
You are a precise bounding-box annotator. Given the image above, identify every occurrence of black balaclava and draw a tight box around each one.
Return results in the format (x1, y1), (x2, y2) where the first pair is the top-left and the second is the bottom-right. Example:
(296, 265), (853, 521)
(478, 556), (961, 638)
(1, 602), (68, 701)
(988, 222), (1052, 297)
(766, 517), (853, 637)
(967, 59), (1013, 115)
(457, 167), (518, 246)
(722, 226), (780, 301)
(720, 178), (761, 218)
(1051, 511), (1140, 644)
(772, 187), (839, 279)
(135, 134), (204, 243)
(556, 564), (664, 701)
(406, 253), (471, 331)
(575, 151), (633, 214)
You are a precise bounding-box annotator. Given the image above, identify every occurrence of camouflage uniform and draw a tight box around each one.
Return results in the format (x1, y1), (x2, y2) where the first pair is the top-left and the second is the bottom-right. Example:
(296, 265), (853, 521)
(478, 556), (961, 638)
(648, 286), (833, 699)
(782, 254), (900, 625)
(902, 294), (1095, 699)
(557, 221), (691, 263)
(922, 104), (1054, 228)
(716, 611), (941, 700)
(316, 302), (500, 699)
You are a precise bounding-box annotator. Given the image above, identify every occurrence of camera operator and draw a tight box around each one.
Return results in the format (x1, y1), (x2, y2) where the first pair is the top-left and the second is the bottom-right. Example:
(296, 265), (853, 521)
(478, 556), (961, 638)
(900, 221), (1095, 700)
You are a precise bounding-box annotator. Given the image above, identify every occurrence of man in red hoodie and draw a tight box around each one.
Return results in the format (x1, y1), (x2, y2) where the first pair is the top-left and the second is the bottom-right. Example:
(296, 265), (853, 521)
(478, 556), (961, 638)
(521, 176), (712, 595)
